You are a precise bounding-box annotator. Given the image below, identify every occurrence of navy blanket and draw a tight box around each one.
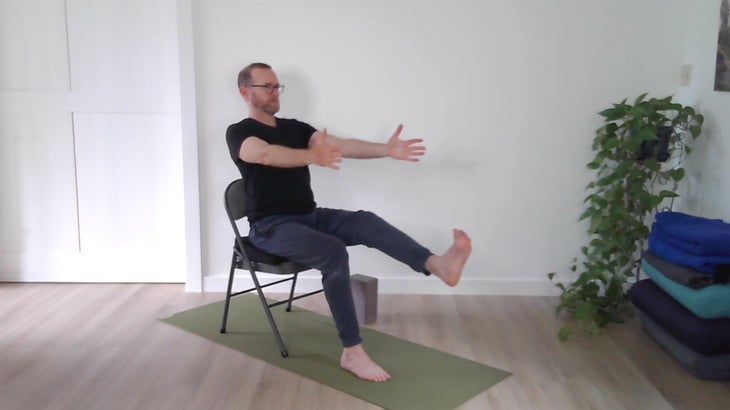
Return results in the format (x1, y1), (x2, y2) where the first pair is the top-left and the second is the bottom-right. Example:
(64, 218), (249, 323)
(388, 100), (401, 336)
(653, 211), (730, 256)
(629, 279), (730, 356)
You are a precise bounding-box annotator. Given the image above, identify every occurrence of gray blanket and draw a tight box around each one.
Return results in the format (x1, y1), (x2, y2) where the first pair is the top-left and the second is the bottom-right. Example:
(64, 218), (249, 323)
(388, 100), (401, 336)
(643, 251), (716, 289)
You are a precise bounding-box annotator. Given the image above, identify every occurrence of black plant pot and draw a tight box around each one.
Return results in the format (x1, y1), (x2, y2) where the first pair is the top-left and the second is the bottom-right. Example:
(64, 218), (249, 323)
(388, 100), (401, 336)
(636, 126), (672, 162)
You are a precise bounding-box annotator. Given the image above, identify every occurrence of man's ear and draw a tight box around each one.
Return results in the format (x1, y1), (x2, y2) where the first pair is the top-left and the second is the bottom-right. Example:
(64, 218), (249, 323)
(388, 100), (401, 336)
(239, 86), (249, 100)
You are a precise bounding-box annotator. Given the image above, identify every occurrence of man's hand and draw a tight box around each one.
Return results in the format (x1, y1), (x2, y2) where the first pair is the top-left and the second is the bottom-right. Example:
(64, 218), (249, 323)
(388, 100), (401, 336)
(386, 125), (425, 161)
(310, 129), (343, 169)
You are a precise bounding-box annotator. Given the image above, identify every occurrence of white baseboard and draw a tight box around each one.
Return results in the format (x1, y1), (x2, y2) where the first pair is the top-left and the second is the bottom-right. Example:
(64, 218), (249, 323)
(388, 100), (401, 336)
(1, 271), (562, 296)
(0, 271), (182, 283)
(202, 272), (562, 296)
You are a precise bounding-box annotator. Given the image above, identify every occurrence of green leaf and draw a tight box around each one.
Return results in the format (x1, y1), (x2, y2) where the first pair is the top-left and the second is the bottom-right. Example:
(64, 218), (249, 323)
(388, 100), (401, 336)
(634, 92), (649, 105)
(579, 208), (597, 221)
(574, 302), (598, 320)
(598, 108), (622, 120)
(629, 105), (650, 117)
(655, 95), (673, 104)
(595, 150), (611, 162)
(669, 168), (685, 181)
(586, 321), (601, 335)
(614, 160), (633, 175)
(604, 277), (623, 300)
(548, 272), (555, 280)
(558, 326), (572, 342)
(603, 137), (619, 149)
(629, 180), (647, 196)
(605, 122), (618, 134)
(659, 190), (679, 199)
(690, 124), (702, 138)
(638, 128), (657, 142)
(649, 196), (664, 209)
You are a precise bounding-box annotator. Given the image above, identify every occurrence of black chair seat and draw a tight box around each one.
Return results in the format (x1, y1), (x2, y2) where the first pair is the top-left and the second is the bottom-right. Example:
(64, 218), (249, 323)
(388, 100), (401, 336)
(236, 238), (310, 274)
(238, 237), (289, 265)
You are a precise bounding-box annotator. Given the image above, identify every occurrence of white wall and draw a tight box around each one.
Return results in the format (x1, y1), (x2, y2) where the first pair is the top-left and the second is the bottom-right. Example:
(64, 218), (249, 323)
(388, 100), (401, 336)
(676, 0), (730, 221)
(193, 0), (698, 294)
(3, 1), (725, 293)
(0, 0), (189, 283)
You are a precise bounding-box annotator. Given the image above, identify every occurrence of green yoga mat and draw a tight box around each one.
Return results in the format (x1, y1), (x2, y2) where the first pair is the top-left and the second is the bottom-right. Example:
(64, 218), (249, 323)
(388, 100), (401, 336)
(160, 295), (510, 410)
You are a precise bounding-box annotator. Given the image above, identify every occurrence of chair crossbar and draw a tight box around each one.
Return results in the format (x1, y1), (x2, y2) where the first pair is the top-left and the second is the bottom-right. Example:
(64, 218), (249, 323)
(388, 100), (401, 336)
(229, 276), (296, 298)
(268, 289), (324, 308)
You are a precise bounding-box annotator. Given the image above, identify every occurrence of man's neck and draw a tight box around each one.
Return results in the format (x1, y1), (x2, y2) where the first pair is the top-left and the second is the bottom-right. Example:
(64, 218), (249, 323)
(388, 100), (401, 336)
(249, 112), (276, 127)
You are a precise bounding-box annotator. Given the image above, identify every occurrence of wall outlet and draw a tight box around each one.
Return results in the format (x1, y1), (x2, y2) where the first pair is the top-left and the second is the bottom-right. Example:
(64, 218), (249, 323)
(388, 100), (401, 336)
(680, 64), (692, 86)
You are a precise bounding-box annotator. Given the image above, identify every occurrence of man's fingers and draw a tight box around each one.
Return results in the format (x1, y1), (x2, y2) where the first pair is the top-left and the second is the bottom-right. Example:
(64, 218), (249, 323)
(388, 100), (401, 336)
(389, 124), (403, 141)
(395, 124), (403, 135)
(328, 154), (342, 170)
(320, 145), (342, 169)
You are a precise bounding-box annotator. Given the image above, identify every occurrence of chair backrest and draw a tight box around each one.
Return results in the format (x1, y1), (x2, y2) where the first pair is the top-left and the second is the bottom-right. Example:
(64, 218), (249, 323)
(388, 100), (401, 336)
(224, 179), (247, 240)
(224, 178), (303, 268)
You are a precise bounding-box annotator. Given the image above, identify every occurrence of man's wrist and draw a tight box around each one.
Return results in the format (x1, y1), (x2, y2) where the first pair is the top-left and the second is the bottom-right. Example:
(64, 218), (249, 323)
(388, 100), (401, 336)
(303, 148), (314, 165)
(382, 143), (390, 158)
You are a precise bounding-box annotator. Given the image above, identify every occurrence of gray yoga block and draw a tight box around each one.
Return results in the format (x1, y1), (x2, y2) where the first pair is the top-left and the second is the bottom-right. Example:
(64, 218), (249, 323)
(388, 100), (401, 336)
(351, 274), (378, 324)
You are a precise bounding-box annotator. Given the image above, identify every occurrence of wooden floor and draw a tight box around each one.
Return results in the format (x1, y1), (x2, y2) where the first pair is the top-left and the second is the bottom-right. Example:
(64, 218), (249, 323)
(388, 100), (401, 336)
(1, 283), (728, 410)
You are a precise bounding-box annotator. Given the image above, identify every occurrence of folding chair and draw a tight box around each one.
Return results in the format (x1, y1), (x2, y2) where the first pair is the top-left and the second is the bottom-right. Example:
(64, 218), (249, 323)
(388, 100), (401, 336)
(220, 179), (324, 357)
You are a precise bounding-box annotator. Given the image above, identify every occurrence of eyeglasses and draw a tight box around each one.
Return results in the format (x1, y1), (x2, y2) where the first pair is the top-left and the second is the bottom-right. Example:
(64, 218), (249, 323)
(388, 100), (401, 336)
(246, 84), (285, 94)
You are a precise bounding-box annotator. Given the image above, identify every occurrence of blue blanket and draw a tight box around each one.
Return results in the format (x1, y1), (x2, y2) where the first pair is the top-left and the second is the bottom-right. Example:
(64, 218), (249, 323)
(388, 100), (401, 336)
(653, 211), (730, 256)
(648, 231), (730, 274)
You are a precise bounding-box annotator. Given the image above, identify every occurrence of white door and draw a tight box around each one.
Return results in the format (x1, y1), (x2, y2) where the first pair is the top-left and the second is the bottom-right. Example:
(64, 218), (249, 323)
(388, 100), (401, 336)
(0, 0), (187, 282)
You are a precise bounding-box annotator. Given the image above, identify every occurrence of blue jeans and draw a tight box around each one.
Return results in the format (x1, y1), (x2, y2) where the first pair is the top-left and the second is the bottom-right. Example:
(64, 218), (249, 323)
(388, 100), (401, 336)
(249, 208), (432, 347)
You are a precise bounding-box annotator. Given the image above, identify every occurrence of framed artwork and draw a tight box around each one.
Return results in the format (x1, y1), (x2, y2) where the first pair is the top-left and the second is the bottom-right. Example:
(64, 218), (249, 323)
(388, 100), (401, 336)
(716, 0), (730, 91)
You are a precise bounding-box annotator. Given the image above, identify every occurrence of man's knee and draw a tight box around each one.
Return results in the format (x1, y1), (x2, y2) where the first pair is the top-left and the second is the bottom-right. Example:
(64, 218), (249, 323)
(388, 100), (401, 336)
(353, 210), (385, 225)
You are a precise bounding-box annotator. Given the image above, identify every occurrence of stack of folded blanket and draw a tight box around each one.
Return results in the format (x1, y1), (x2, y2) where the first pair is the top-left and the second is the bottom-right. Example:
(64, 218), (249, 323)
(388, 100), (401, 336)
(629, 211), (730, 380)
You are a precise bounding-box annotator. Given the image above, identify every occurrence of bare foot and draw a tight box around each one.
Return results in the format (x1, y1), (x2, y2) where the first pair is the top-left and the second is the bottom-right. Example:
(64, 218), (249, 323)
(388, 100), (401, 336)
(425, 229), (472, 287)
(340, 344), (391, 382)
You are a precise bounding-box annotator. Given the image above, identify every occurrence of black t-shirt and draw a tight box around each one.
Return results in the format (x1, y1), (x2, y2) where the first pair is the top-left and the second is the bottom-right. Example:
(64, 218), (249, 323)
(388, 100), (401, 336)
(226, 117), (317, 222)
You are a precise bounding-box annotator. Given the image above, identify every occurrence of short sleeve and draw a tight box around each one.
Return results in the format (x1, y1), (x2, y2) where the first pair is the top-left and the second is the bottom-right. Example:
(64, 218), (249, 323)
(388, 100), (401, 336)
(225, 122), (248, 162)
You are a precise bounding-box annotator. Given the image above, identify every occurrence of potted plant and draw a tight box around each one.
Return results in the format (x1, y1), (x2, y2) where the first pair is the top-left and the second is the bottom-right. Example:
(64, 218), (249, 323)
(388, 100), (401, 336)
(549, 93), (704, 340)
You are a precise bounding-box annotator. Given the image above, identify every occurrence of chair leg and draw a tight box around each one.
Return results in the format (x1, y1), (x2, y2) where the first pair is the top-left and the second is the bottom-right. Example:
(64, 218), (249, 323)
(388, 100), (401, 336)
(286, 272), (298, 312)
(250, 268), (289, 357)
(220, 253), (237, 334)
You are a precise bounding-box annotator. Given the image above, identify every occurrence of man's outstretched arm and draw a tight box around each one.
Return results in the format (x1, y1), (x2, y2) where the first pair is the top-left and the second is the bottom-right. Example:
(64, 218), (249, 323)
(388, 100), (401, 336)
(318, 124), (426, 161)
(238, 132), (342, 169)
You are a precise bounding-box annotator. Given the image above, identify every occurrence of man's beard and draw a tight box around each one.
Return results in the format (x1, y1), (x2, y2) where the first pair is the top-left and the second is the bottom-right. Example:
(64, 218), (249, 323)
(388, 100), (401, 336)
(252, 97), (279, 115)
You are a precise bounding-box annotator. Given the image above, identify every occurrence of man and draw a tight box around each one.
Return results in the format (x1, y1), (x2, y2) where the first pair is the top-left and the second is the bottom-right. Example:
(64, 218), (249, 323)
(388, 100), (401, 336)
(226, 62), (472, 382)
